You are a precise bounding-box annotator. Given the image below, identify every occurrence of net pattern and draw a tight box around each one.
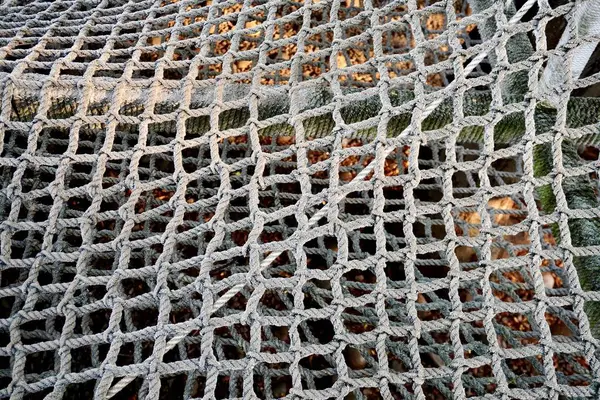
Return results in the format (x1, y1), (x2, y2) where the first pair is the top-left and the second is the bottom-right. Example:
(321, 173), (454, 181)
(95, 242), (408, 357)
(0, 0), (600, 399)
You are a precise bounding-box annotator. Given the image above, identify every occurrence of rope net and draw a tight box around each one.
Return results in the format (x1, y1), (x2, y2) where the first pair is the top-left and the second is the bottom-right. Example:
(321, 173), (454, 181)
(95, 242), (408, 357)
(1, 0), (600, 399)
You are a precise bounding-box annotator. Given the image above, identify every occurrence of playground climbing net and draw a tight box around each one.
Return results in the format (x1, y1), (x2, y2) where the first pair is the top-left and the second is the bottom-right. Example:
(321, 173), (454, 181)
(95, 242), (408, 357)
(1, 0), (600, 399)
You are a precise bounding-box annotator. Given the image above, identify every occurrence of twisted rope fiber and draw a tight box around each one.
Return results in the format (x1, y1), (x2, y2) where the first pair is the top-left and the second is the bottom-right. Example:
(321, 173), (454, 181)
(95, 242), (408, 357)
(3, 0), (600, 399)
(104, 0), (550, 396)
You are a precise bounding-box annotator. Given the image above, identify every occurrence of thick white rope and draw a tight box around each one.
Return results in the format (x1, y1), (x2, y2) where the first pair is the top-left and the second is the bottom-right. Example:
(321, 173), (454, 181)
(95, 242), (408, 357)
(540, 0), (600, 106)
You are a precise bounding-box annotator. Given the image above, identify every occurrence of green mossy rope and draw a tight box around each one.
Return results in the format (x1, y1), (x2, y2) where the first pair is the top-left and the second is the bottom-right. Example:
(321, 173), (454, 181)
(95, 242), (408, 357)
(10, 90), (600, 145)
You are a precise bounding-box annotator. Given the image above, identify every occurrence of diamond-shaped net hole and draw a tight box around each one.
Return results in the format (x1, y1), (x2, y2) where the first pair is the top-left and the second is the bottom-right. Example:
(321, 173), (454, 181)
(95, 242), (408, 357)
(253, 362), (292, 399)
